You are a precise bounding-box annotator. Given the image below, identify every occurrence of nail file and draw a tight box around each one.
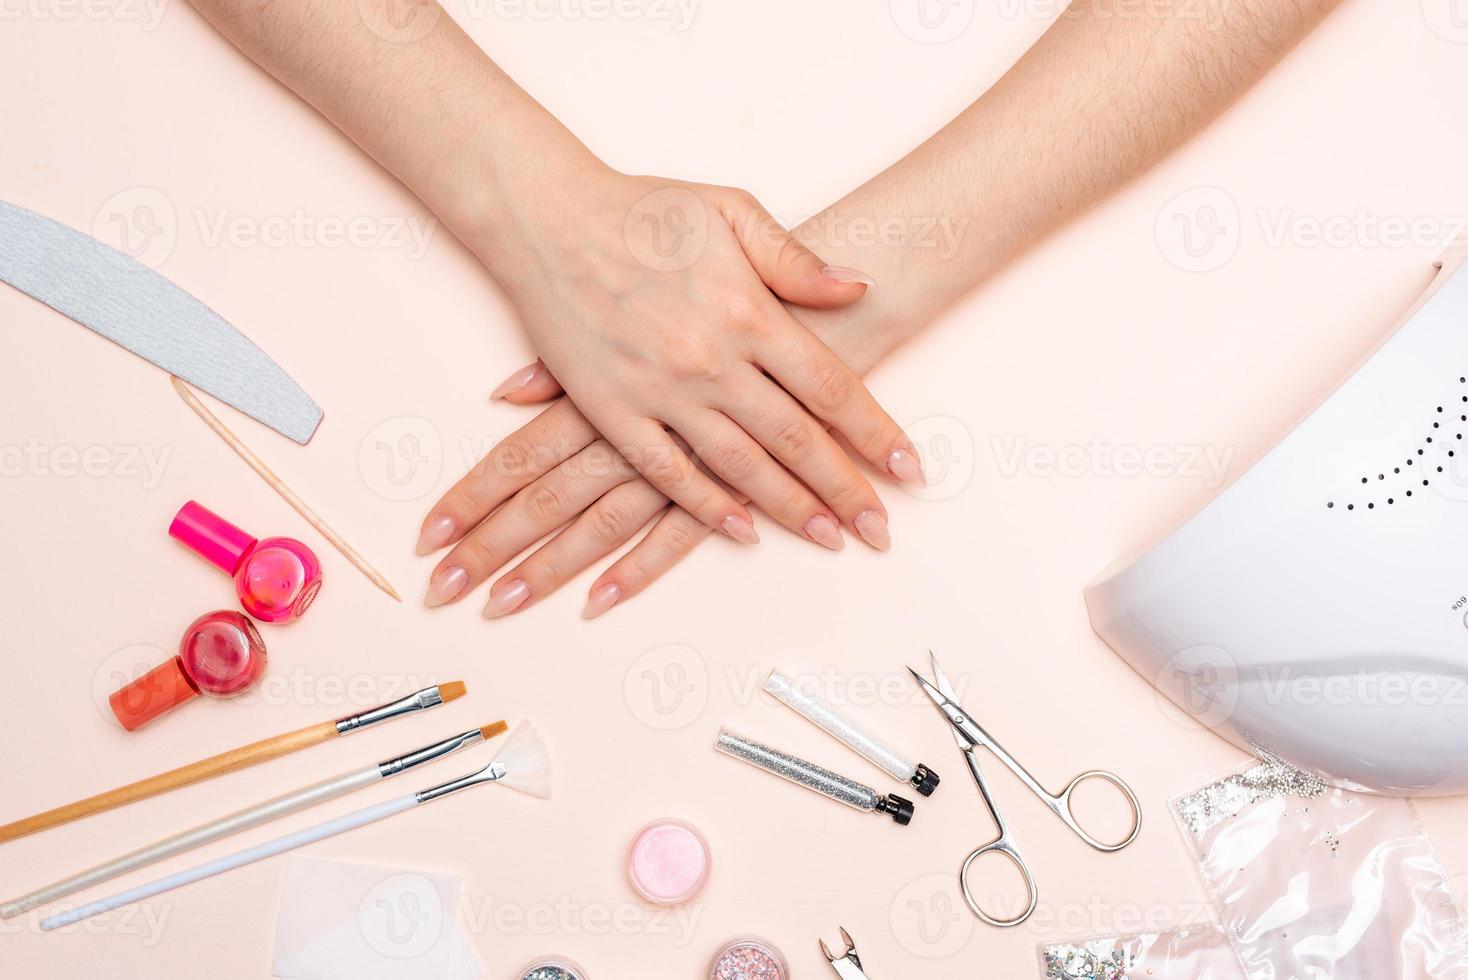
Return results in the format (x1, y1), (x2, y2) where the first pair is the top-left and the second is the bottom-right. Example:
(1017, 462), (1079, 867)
(0, 199), (322, 444)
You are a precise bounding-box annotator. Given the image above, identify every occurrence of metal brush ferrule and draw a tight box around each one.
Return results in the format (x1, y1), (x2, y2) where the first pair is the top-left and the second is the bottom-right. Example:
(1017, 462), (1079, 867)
(415, 761), (507, 804)
(377, 727), (485, 778)
(337, 686), (444, 735)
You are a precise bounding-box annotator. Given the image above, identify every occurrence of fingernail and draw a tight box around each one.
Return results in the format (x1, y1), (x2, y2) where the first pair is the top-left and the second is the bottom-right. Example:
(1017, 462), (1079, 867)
(803, 514), (845, 551)
(490, 363), (539, 400)
(886, 447), (926, 486)
(720, 514), (760, 545)
(483, 579), (530, 619)
(415, 516), (455, 555)
(821, 265), (876, 287)
(582, 583), (622, 619)
(853, 510), (891, 551)
(424, 566), (469, 608)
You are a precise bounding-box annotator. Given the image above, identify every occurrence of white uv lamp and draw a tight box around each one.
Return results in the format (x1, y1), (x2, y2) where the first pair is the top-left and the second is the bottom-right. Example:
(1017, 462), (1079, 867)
(1087, 249), (1468, 796)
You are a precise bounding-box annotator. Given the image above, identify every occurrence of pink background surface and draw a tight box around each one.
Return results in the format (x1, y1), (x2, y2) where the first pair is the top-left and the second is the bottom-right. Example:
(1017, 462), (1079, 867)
(4, 1), (1468, 976)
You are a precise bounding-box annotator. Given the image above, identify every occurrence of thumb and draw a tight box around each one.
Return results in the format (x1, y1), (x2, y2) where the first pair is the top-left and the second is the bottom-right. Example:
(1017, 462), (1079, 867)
(714, 188), (873, 309)
(490, 359), (565, 404)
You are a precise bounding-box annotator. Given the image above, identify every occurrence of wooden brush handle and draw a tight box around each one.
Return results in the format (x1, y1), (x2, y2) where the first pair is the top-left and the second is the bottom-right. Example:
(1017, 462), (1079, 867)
(0, 720), (339, 844)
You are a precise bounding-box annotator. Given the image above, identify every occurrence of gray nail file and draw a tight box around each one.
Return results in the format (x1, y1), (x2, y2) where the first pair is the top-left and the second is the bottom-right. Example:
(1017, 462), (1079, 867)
(0, 200), (322, 445)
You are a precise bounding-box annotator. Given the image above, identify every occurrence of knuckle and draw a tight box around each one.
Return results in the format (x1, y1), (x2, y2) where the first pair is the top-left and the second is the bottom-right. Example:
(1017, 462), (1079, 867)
(489, 441), (533, 481)
(824, 474), (869, 511)
(657, 518), (700, 554)
(714, 440), (760, 482)
(587, 500), (633, 544)
(457, 535), (498, 572)
(810, 364), (856, 414)
(643, 450), (692, 490)
(774, 234), (809, 272)
(771, 417), (815, 463)
(523, 481), (568, 522)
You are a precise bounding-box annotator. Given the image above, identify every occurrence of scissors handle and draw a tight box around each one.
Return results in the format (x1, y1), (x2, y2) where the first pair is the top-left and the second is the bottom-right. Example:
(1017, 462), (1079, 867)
(1050, 770), (1143, 852)
(959, 838), (1039, 928)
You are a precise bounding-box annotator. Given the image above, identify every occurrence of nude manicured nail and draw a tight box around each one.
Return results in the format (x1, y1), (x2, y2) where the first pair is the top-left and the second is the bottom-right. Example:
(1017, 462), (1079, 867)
(720, 514), (760, 545)
(424, 566), (469, 608)
(582, 583), (622, 620)
(490, 363), (539, 400)
(853, 510), (891, 551)
(483, 579), (530, 619)
(886, 447), (926, 487)
(821, 265), (876, 287)
(803, 514), (845, 551)
(415, 516), (455, 555)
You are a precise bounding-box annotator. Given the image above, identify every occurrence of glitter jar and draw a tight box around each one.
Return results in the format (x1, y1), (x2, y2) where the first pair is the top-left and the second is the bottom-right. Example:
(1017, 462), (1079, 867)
(517, 955), (588, 980)
(627, 817), (712, 905)
(707, 936), (789, 980)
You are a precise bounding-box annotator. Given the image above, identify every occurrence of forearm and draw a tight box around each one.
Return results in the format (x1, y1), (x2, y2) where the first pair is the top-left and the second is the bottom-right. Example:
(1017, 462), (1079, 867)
(184, 0), (600, 277)
(795, 0), (1342, 372)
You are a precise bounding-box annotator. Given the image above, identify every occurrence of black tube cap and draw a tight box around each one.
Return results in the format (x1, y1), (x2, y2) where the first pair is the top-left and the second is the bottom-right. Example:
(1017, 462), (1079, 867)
(878, 794), (915, 826)
(910, 763), (941, 797)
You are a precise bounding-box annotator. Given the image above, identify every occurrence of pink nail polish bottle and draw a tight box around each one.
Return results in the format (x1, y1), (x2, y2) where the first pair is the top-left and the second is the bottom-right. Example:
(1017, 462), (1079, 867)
(170, 501), (322, 624)
(109, 610), (268, 731)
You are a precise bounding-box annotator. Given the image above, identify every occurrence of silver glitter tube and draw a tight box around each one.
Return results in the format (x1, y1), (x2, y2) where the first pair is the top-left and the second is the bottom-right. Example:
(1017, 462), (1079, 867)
(764, 670), (940, 796)
(715, 729), (914, 825)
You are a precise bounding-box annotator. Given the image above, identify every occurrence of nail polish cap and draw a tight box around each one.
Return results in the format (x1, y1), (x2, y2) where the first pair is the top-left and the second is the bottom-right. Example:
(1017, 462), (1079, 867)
(170, 501), (256, 574)
(109, 658), (200, 731)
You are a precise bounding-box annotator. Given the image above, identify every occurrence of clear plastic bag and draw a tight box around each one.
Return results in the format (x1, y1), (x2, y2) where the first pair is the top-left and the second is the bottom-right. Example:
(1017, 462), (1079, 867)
(1040, 924), (1244, 979)
(1172, 759), (1468, 980)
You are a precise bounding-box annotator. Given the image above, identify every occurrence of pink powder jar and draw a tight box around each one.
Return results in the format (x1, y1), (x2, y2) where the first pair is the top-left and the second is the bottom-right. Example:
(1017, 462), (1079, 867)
(707, 936), (789, 980)
(626, 817), (711, 906)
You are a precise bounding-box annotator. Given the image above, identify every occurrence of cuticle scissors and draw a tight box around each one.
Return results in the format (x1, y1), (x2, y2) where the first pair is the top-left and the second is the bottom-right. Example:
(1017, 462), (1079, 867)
(909, 651), (1143, 928)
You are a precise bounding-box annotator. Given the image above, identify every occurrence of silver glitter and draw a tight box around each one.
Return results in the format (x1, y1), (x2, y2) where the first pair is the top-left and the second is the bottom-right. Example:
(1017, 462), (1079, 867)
(1175, 754), (1327, 836)
(715, 729), (879, 811)
(521, 968), (580, 980)
(1043, 940), (1129, 980)
(1322, 830), (1340, 856)
(764, 670), (917, 781)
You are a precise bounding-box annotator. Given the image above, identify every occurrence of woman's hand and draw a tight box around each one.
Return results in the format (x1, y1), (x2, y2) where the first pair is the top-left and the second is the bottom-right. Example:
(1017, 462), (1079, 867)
(439, 168), (925, 554)
(416, 295), (905, 619)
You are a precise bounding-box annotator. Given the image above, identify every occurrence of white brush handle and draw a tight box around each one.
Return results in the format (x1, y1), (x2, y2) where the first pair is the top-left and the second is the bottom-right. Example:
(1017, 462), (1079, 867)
(3, 765), (381, 919)
(40, 793), (418, 931)
(765, 670), (917, 781)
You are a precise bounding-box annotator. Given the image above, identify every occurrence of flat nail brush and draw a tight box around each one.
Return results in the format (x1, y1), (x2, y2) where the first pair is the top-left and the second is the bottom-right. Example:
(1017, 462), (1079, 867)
(41, 722), (551, 931)
(0, 682), (466, 844)
(715, 729), (914, 826)
(1, 720), (506, 919)
(765, 670), (940, 796)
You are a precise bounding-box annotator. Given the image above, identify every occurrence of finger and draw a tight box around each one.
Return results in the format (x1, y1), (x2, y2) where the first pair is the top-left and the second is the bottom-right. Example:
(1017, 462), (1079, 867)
(415, 399), (595, 556)
(684, 409), (846, 551)
(584, 504), (714, 618)
(757, 324), (926, 488)
(484, 479), (670, 619)
(490, 359), (565, 404)
(710, 187), (873, 309)
(424, 440), (636, 609)
(599, 417), (761, 546)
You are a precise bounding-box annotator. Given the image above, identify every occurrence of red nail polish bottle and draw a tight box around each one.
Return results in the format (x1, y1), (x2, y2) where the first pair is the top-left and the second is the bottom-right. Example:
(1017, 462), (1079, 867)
(109, 610), (268, 731)
(170, 501), (322, 623)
